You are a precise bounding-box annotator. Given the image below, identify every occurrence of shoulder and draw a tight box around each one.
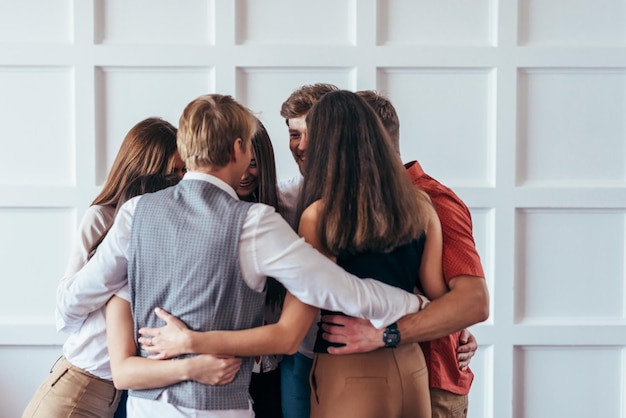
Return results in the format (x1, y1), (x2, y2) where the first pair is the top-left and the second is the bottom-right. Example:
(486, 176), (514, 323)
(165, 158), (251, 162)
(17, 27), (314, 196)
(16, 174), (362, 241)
(413, 173), (472, 225)
(300, 200), (322, 225)
(79, 205), (115, 235)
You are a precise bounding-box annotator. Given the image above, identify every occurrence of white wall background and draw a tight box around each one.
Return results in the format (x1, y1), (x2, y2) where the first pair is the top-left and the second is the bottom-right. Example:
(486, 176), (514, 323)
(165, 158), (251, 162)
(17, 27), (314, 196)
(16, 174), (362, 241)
(1, 0), (625, 417)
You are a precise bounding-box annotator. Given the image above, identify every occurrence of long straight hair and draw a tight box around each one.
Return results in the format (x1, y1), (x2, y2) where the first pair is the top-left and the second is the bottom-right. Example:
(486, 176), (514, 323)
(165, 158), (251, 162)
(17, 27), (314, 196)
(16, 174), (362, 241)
(297, 90), (431, 256)
(92, 118), (178, 208)
(250, 121), (280, 211)
(250, 120), (285, 311)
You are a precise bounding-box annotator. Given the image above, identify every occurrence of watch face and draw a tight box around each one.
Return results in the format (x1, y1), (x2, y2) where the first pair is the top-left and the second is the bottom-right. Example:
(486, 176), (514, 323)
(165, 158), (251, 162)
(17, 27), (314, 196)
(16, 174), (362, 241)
(383, 328), (400, 347)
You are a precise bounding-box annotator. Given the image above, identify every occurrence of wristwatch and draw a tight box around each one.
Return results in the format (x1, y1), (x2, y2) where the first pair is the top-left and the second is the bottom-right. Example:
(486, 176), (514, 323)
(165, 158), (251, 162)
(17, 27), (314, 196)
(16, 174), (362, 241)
(383, 322), (401, 348)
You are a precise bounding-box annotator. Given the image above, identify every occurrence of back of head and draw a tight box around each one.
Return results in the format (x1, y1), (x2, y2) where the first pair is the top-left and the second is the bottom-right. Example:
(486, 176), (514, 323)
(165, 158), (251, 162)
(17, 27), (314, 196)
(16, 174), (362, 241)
(300, 90), (428, 255)
(355, 90), (401, 156)
(280, 83), (339, 120)
(92, 117), (178, 207)
(178, 94), (258, 171)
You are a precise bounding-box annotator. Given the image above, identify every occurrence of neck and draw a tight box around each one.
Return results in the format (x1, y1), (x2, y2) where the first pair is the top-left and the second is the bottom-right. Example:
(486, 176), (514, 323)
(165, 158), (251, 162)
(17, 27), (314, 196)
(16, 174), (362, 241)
(192, 165), (240, 190)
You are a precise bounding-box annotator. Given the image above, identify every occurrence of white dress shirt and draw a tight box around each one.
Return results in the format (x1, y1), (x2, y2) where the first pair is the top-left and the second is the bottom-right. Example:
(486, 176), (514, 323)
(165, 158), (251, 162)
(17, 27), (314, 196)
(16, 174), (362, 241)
(277, 174), (302, 230)
(59, 204), (117, 379)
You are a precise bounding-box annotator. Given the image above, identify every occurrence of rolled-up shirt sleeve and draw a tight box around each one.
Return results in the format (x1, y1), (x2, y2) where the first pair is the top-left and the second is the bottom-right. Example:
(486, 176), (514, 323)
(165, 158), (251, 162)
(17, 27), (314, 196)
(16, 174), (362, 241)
(239, 203), (423, 329)
(55, 199), (137, 333)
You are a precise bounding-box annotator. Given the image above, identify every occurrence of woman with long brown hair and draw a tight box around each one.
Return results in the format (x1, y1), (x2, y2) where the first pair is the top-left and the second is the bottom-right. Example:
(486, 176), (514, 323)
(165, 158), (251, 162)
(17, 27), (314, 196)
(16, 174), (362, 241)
(23, 118), (195, 418)
(297, 90), (446, 418)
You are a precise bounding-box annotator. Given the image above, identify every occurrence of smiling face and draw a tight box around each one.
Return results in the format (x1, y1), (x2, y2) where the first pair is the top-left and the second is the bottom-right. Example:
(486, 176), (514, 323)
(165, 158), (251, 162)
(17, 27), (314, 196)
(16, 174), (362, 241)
(288, 115), (308, 175)
(236, 149), (259, 200)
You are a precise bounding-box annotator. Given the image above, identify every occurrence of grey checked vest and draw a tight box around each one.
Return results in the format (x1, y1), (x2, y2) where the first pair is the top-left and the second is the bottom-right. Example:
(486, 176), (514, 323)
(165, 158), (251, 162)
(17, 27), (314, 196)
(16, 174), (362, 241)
(128, 179), (266, 410)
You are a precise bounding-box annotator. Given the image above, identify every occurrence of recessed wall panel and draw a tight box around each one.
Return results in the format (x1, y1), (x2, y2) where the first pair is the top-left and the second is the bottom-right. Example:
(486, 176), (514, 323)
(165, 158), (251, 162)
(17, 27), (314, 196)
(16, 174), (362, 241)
(236, 67), (356, 180)
(96, 0), (214, 45)
(379, 68), (494, 187)
(517, 209), (625, 322)
(0, 67), (74, 186)
(0, 208), (74, 324)
(377, 0), (495, 45)
(468, 344), (493, 418)
(96, 67), (214, 184)
(236, 0), (355, 45)
(514, 346), (623, 418)
(518, 69), (626, 186)
(0, 0), (72, 44)
(519, 0), (626, 46)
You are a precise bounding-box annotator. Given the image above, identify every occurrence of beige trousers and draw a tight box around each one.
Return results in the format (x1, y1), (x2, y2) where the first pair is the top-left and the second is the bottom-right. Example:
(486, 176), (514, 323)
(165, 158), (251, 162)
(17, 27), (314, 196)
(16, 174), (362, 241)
(310, 343), (431, 418)
(22, 356), (121, 418)
(430, 387), (468, 418)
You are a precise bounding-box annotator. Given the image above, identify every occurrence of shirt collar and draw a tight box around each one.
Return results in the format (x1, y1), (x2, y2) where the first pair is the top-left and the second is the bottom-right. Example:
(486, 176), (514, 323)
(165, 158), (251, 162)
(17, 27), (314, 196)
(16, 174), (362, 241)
(182, 171), (239, 200)
(404, 160), (425, 176)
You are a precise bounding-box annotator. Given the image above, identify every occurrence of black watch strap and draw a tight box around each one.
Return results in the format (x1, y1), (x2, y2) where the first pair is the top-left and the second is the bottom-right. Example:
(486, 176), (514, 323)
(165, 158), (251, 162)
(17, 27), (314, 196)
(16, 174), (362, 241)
(383, 322), (401, 348)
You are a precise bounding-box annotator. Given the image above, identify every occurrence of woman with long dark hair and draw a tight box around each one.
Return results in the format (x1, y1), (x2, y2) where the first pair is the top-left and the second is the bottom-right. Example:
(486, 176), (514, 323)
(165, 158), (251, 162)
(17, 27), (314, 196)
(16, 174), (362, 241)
(23, 118), (189, 418)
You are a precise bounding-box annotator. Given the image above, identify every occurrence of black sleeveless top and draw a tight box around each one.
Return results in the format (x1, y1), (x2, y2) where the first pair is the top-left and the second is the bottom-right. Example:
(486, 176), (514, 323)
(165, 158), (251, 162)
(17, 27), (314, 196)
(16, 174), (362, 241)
(313, 234), (426, 353)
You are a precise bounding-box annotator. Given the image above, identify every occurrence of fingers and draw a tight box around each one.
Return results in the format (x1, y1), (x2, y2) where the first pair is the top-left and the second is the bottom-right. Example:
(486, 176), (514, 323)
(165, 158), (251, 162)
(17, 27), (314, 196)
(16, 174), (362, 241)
(213, 357), (242, 385)
(327, 345), (357, 355)
(321, 322), (345, 335)
(459, 329), (470, 344)
(153, 307), (172, 322)
(138, 327), (159, 338)
(457, 350), (475, 361)
(458, 360), (470, 371)
(320, 315), (348, 326)
(321, 331), (346, 345)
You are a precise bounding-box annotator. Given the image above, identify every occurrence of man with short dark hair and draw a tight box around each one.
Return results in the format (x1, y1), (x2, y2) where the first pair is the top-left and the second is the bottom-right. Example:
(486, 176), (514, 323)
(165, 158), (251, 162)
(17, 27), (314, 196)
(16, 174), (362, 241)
(278, 85), (487, 418)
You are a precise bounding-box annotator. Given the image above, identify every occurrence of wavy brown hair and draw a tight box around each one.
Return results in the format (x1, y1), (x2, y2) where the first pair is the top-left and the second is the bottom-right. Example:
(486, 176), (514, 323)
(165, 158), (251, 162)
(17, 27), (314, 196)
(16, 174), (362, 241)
(297, 90), (431, 255)
(280, 83), (339, 122)
(92, 118), (178, 208)
(356, 90), (401, 155)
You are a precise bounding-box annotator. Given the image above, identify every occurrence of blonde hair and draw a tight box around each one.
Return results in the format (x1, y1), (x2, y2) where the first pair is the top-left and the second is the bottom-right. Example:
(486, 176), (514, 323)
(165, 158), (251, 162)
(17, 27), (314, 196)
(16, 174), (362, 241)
(177, 94), (258, 170)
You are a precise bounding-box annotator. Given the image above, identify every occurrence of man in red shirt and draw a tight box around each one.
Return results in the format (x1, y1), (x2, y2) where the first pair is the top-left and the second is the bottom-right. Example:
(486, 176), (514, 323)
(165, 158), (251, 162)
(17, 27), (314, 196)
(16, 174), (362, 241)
(321, 91), (490, 418)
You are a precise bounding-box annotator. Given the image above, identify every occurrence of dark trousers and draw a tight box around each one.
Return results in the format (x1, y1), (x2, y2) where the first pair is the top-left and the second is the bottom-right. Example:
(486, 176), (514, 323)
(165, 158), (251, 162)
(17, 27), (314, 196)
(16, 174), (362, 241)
(250, 366), (283, 418)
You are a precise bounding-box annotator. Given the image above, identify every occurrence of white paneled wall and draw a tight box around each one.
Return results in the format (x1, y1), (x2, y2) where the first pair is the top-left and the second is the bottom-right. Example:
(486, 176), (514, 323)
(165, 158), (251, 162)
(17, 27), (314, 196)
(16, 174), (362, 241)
(0, 1), (625, 417)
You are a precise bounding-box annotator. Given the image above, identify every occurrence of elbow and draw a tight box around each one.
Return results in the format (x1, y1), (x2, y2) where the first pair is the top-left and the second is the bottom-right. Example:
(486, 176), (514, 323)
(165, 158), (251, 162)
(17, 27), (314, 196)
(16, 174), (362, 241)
(110, 368), (132, 390)
(113, 380), (128, 390)
(283, 339), (301, 355)
(282, 333), (305, 355)
(111, 375), (130, 390)
(472, 283), (490, 324)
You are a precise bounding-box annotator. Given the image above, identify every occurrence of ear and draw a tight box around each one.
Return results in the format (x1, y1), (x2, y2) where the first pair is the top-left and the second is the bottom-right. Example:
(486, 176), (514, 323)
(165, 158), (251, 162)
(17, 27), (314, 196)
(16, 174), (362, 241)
(231, 137), (244, 162)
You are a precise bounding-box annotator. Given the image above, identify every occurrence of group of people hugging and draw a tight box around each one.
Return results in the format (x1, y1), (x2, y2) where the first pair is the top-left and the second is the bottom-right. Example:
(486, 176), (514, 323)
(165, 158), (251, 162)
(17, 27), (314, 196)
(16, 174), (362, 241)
(22, 84), (489, 418)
